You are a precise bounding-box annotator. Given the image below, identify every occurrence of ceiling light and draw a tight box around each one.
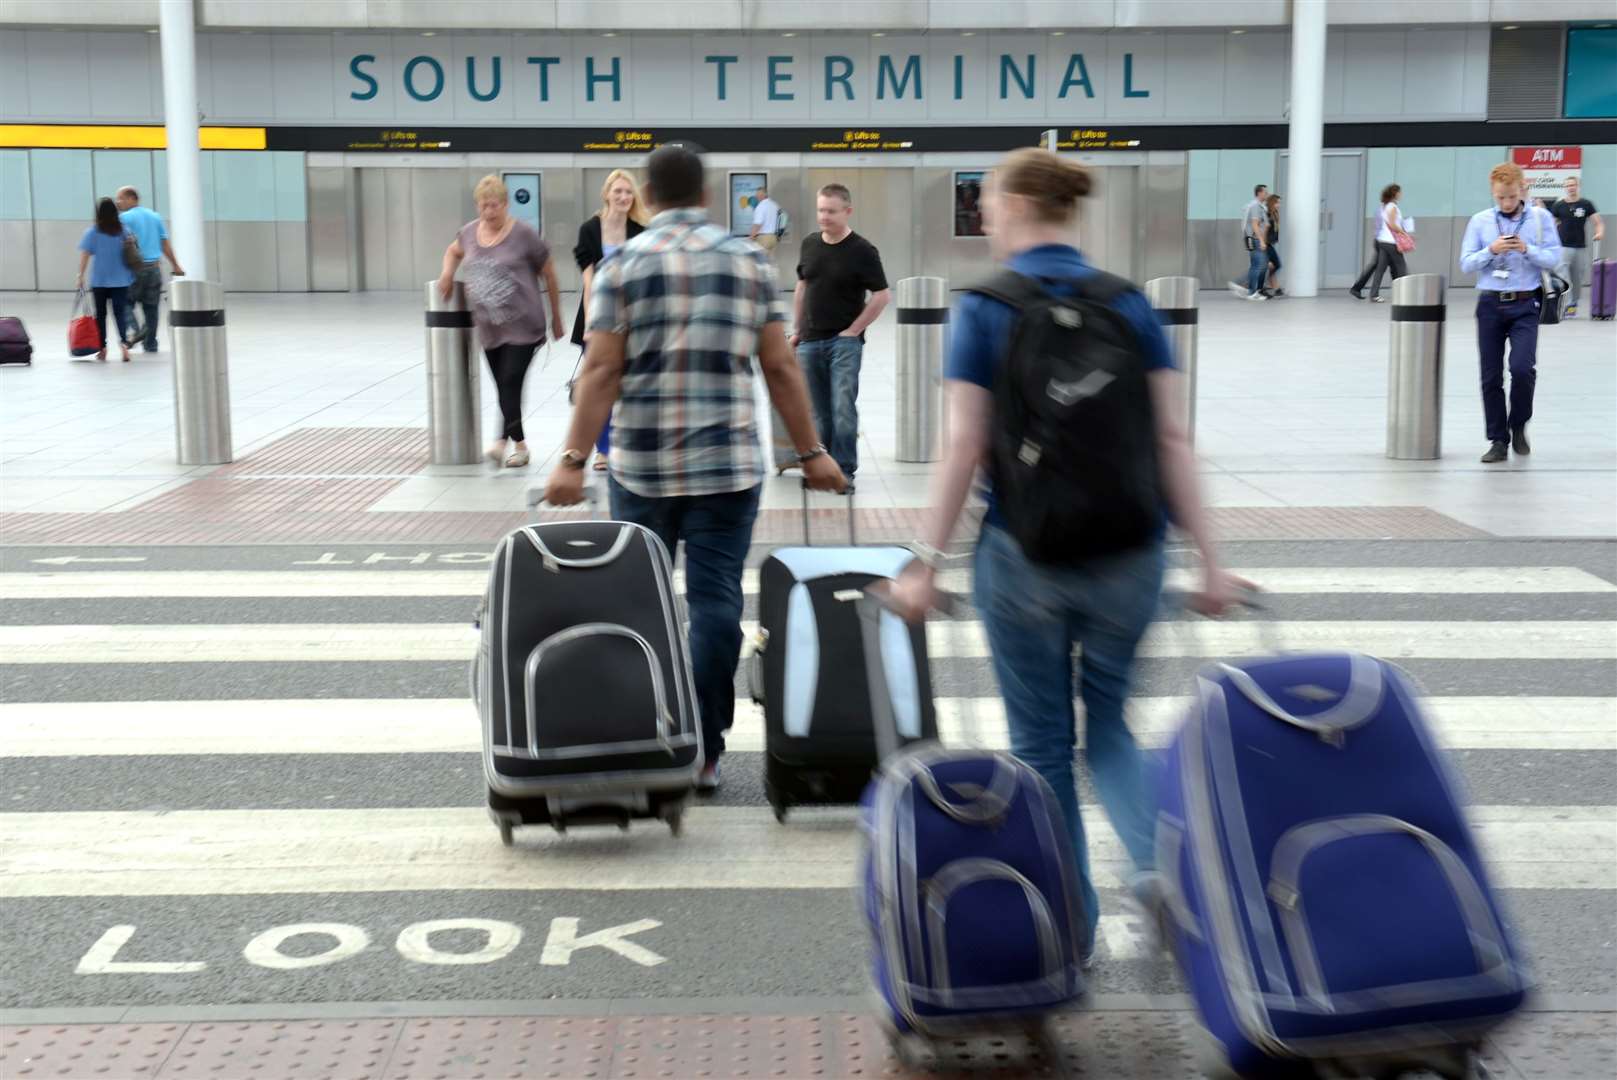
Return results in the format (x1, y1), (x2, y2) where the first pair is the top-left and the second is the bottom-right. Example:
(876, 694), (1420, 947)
(1230, 29), (1247, 36)
(1501, 25), (1519, 30)
(1051, 31), (1065, 37)
(603, 31), (619, 37)
(782, 32), (797, 38)
(872, 32), (885, 37)
(421, 31), (436, 37)
(961, 31), (975, 37)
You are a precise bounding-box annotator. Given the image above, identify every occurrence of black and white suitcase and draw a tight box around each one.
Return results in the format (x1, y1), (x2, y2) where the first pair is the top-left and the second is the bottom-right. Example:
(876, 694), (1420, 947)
(473, 520), (702, 843)
(750, 486), (938, 821)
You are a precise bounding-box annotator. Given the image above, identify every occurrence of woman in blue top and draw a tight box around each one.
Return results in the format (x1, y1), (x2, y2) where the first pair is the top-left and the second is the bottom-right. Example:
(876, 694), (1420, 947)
(889, 148), (1239, 962)
(76, 197), (137, 362)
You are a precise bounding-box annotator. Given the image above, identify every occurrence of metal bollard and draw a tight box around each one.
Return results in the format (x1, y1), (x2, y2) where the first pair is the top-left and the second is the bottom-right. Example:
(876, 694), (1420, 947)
(894, 276), (949, 462)
(169, 279), (233, 465)
(1386, 273), (1447, 460)
(424, 280), (482, 465)
(1143, 276), (1199, 443)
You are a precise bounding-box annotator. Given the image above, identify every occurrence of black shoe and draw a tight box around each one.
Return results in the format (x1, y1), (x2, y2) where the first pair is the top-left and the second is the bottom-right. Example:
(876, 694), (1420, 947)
(1511, 428), (1530, 455)
(1480, 441), (1508, 464)
(1349, 289), (1365, 300)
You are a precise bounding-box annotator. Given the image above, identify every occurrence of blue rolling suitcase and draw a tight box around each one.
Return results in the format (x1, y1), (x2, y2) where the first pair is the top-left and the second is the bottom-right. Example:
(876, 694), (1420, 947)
(1155, 651), (1530, 1079)
(855, 585), (1087, 1064)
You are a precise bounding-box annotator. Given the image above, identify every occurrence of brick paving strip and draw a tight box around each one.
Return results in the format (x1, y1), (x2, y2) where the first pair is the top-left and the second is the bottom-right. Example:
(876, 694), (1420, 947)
(0, 427), (1488, 547)
(2, 998), (1609, 1079)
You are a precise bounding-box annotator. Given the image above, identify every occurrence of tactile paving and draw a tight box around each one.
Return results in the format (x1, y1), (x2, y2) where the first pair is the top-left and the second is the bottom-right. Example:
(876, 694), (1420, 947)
(1, 1022), (184, 1078)
(612, 1013), (832, 1079)
(381, 1016), (615, 1080)
(158, 1018), (398, 1079)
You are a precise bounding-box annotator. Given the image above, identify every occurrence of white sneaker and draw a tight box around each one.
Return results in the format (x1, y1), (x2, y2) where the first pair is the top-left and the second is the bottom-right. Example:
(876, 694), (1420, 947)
(504, 447), (530, 468)
(1245, 291), (1269, 301)
(1227, 281), (1248, 298)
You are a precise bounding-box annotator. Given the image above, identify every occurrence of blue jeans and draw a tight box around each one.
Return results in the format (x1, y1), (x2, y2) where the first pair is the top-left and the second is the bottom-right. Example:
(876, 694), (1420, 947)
(973, 523), (1166, 951)
(91, 286), (135, 353)
(1475, 292), (1540, 443)
(795, 336), (862, 476)
(597, 416), (611, 457)
(1246, 243), (1268, 295)
(607, 476), (761, 763)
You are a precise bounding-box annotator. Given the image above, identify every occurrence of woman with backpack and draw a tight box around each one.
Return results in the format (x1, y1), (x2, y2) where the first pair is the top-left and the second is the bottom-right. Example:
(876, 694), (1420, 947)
(75, 197), (137, 362)
(889, 147), (1239, 963)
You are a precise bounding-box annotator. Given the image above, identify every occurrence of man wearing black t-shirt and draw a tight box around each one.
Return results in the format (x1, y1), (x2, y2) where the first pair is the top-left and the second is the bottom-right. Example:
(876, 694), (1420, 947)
(790, 183), (891, 484)
(1548, 175), (1603, 318)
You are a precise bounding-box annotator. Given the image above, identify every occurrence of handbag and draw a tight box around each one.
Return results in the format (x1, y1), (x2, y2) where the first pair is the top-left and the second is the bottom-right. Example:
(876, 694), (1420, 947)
(67, 288), (101, 356)
(1395, 231), (1416, 253)
(1540, 273), (1569, 325)
(121, 231), (143, 270)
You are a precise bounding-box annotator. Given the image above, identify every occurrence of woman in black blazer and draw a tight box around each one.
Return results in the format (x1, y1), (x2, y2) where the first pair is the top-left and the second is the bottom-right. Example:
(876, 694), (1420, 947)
(572, 170), (648, 469)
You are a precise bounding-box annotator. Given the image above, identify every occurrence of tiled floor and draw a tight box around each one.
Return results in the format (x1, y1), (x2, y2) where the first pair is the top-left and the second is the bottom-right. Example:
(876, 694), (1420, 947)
(2, 287), (1613, 537)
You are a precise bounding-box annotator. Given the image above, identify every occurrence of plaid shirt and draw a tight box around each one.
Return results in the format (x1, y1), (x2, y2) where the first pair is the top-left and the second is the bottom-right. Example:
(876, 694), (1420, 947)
(587, 207), (786, 498)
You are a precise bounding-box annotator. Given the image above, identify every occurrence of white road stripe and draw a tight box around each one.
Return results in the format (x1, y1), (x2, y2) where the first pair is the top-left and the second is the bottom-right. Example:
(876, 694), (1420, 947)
(1, 565), (1610, 599)
(2, 620), (1613, 663)
(4, 697), (1612, 757)
(2, 805), (1608, 898)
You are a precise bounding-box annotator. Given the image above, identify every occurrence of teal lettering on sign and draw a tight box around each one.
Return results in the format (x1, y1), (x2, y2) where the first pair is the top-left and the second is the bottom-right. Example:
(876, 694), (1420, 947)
(1000, 54), (1035, 100)
(768, 56), (795, 101)
(953, 55), (964, 100)
(1058, 53), (1094, 99)
(404, 56), (445, 102)
(824, 56), (854, 101)
(877, 54), (922, 100)
(466, 56), (501, 102)
(526, 56), (560, 102)
(586, 56), (621, 102)
(1123, 53), (1150, 98)
(705, 55), (738, 101)
(349, 54), (379, 101)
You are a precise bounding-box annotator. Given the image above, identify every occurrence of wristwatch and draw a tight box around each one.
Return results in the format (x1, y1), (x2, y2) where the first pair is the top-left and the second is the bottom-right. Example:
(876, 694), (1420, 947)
(795, 443), (828, 464)
(559, 449), (587, 470)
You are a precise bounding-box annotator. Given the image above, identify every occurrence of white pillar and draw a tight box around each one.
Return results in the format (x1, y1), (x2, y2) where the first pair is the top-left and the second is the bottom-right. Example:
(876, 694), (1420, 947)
(159, 0), (205, 281)
(1286, 0), (1327, 297)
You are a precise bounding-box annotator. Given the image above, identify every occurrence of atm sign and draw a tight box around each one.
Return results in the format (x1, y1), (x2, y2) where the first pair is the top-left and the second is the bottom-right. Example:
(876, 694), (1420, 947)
(1511, 147), (1581, 168)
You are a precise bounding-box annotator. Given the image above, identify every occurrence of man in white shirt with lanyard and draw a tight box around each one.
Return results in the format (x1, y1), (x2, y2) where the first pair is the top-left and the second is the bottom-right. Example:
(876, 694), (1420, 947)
(1459, 162), (1563, 464)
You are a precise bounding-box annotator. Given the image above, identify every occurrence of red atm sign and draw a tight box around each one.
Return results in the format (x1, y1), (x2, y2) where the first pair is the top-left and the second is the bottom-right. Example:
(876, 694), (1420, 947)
(1512, 147), (1582, 168)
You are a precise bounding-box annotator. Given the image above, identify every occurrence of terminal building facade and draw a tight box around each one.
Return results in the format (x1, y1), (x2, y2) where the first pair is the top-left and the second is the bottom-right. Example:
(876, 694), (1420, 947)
(1, 0), (1613, 295)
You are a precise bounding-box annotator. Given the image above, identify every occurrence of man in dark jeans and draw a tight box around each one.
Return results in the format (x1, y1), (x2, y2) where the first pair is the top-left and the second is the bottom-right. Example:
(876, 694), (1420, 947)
(790, 183), (892, 486)
(545, 144), (844, 790)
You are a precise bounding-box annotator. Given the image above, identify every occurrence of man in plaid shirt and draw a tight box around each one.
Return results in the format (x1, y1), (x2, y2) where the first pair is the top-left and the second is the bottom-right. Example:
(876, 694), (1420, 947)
(546, 143), (844, 790)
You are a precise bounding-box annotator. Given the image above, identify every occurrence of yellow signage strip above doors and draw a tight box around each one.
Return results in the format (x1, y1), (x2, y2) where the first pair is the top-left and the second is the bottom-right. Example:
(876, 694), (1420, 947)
(0, 125), (267, 150)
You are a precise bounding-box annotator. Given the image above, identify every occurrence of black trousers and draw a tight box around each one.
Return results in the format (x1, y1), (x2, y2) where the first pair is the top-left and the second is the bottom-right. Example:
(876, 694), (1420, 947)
(1352, 241), (1407, 298)
(483, 341), (539, 442)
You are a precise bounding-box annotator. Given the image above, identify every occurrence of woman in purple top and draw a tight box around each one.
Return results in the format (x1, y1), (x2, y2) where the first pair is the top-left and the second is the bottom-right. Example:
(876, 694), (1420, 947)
(75, 197), (137, 363)
(436, 175), (564, 468)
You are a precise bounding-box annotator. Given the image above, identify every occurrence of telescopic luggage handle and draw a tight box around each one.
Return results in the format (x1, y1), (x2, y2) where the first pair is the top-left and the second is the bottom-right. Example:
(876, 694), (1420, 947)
(856, 579), (957, 764)
(799, 476), (856, 546)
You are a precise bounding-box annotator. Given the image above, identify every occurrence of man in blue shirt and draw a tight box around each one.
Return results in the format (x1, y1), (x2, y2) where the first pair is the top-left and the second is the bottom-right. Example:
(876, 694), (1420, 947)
(1459, 162), (1562, 463)
(115, 187), (185, 353)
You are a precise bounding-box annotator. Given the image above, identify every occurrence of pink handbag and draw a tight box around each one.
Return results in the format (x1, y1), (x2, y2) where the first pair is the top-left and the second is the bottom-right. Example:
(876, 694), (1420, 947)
(1395, 232), (1416, 254)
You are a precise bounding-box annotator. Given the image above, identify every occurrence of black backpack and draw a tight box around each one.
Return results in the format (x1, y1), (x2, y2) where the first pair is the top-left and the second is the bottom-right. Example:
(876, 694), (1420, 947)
(966, 269), (1162, 566)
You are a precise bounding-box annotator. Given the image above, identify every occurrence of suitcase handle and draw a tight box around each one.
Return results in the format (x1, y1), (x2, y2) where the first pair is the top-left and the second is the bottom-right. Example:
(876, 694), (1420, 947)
(799, 477), (855, 546)
(856, 580), (957, 764)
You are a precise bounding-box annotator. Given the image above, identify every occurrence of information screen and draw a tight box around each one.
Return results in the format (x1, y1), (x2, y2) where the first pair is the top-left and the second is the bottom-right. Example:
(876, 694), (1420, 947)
(729, 172), (768, 237)
(954, 171), (986, 238)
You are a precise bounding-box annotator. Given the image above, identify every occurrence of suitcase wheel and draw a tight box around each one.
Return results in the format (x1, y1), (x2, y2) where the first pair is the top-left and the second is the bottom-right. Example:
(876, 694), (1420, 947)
(662, 801), (685, 836)
(496, 817), (515, 847)
(765, 781), (789, 823)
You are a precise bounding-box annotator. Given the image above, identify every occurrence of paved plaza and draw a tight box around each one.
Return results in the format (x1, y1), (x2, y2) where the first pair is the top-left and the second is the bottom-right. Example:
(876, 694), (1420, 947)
(1, 287), (1613, 1079)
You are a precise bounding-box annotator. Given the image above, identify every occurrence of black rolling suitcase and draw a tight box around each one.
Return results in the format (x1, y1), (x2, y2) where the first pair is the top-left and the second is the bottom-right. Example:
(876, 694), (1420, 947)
(749, 486), (938, 821)
(472, 520), (702, 843)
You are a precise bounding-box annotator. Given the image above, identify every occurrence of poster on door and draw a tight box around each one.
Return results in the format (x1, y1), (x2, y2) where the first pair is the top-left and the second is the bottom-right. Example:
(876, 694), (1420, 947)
(1511, 147), (1581, 203)
(729, 173), (767, 237)
(504, 173), (542, 236)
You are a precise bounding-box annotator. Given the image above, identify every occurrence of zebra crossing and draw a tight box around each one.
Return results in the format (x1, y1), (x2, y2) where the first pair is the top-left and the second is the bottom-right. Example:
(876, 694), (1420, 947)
(1, 539), (1614, 1010)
